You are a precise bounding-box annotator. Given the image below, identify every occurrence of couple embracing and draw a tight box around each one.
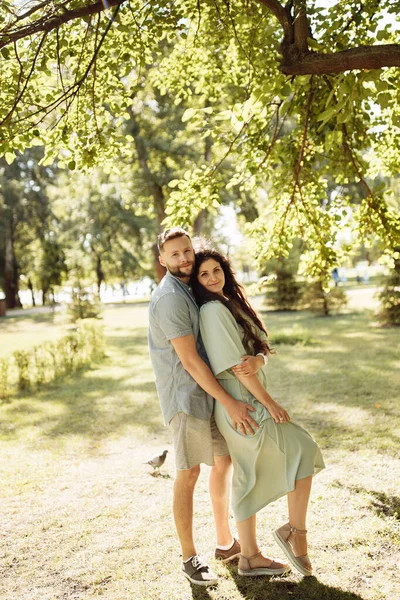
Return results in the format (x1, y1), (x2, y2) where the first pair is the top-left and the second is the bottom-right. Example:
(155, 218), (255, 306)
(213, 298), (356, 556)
(148, 227), (325, 586)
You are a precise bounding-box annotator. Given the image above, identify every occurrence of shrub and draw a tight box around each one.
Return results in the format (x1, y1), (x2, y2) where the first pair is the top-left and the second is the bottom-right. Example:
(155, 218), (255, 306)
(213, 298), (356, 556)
(67, 287), (102, 322)
(271, 326), (316, 346)
(6, 321), (105, 394)
(0, 358), (9, 400)
(13, 350), (31, 391)
(33, 346), (49, 387)
(299, 280), (348, 315)
(264, 271), (302, 311)
(378, 255), (400, 326)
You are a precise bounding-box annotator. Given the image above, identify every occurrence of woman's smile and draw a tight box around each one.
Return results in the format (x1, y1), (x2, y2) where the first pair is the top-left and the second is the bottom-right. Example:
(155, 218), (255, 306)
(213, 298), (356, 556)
(197, 258), (225, 296)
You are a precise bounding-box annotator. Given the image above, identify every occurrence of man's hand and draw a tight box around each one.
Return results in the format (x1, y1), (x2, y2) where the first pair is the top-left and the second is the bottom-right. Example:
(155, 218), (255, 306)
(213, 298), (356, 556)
(226, 400), (259, 436)
(232, 355), (264, 377)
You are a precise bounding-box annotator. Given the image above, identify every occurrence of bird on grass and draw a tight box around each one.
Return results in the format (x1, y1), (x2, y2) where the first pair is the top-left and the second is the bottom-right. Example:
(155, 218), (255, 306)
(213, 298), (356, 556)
(144, 450), (168, 472)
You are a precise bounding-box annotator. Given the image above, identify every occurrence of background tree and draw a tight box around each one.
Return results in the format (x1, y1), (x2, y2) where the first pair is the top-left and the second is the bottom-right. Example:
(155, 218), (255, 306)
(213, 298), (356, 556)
(378, 247), (400, 326)
(262, 239), (303, 311)
(50, 169), (154, 293)
(0, 149), (64, 308)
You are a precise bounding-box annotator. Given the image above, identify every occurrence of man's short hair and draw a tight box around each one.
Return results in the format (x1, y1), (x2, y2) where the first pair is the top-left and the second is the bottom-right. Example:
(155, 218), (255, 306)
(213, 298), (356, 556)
(157, 227), (191, 253)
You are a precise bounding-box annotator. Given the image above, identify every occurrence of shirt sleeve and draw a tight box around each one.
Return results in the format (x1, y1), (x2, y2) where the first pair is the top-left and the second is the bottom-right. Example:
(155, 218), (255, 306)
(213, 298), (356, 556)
(199, 301), (246, 376)
(153, 293), (194, 340)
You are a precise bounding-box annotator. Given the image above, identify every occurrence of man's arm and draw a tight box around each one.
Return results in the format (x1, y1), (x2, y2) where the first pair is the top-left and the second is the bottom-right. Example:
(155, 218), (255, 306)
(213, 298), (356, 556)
(233, 370), (290, 424)
(171, 334), (259, 436)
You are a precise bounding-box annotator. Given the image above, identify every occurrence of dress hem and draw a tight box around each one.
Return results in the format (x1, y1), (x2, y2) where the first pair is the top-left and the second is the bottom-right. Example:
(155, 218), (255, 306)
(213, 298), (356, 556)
(233, 466), (324, 523)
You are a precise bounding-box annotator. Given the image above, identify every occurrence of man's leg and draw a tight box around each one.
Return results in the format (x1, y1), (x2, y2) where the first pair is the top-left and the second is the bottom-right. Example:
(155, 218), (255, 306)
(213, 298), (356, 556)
(209, 454), (233, 546)
(173, 464), (200, 561)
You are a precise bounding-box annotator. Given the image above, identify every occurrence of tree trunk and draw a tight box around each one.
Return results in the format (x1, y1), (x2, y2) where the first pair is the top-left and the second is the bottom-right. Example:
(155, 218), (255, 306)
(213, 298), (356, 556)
(193, 127), (213, 236)
(153, 243), (166, 282)
(128, 110), (167, 281)
(28, 278), (36, 306)
(95, 254), (104, 296)
(3, 217), (22, 309)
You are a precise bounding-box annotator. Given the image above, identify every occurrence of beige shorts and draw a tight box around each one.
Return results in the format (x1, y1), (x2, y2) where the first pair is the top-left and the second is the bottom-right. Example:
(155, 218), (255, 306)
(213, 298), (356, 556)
(168, 412), (229, 470)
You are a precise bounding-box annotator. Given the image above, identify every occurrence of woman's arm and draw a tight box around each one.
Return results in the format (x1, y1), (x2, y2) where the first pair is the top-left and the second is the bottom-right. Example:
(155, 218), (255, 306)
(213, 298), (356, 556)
(233, 371), (290, 424)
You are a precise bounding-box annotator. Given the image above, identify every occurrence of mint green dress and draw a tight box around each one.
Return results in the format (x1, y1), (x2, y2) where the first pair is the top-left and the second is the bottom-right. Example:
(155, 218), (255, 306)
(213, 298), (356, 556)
(199, 301), (325, 523)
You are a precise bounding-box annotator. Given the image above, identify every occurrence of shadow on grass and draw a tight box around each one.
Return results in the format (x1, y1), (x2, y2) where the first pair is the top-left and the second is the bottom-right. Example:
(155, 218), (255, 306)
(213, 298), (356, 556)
(0, 326), (162, 442)
(333, 482), (400, 520)
(189, 584), (215, 599)
(228, 570), (366, 600)
(106, 332), (149, 356)
(369, 490), (400, 519)
(0, 369), (162, 442)
(2, 311), (397, 453)
(258, 312), (400, 451)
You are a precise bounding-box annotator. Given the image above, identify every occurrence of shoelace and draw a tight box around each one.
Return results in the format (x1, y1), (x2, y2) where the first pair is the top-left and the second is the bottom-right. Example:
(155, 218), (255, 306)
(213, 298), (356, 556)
(191, 555), (206, 570)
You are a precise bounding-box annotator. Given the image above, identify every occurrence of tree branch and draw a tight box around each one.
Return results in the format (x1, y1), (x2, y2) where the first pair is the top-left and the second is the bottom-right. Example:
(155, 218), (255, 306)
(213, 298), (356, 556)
(0, 0), (128, 49)
(293, 0), (310, 52)
(255, 0), (290, 32)
(255, 0), (400, 75)
(281, 44), (400, 75)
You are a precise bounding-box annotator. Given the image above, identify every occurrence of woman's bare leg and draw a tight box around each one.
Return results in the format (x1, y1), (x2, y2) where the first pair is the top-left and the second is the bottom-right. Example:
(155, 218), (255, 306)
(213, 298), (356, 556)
(287, 475), (312, 561)
(237, 515), (287, 568)
(209, 454), (233, 546)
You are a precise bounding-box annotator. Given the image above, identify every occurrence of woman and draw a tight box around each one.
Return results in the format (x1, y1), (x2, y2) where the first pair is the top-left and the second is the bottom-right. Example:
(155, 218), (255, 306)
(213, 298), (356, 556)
(191, 247), (325, 577)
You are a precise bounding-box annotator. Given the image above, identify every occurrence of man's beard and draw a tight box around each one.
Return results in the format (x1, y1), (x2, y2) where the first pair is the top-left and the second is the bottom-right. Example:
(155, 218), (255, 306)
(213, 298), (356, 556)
(168, 262), (194, 279)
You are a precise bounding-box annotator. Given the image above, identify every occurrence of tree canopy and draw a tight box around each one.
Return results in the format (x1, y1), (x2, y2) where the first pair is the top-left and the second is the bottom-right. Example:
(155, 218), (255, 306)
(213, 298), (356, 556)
(1, 0), (400, 278)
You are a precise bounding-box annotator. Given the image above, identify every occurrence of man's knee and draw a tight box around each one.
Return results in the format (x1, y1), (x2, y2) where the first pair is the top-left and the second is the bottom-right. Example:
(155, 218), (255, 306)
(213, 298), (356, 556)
(175, 464), (201, 488)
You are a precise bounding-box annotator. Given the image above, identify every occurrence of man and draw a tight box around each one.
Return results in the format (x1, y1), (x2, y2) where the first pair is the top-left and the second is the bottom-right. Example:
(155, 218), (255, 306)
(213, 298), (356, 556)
(148, 227), (266, 586)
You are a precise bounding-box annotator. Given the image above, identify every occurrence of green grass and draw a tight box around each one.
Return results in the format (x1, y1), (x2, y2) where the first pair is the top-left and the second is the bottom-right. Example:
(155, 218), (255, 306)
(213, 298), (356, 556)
(0, 300), (399, 600)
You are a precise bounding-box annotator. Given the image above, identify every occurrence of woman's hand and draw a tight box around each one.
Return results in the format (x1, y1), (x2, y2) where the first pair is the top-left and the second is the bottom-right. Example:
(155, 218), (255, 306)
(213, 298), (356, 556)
(264, 400), (290, 424)
(232, 355), (264, 376)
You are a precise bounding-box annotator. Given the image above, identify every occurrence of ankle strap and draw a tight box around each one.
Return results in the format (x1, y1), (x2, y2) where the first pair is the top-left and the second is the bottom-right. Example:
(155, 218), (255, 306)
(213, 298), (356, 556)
(289, 525), (307, 534)
(239, 551), (261, 567)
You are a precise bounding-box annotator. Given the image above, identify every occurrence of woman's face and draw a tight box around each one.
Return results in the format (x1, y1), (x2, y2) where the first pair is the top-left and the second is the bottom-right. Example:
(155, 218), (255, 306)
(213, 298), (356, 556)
(196, 258), (225, 296)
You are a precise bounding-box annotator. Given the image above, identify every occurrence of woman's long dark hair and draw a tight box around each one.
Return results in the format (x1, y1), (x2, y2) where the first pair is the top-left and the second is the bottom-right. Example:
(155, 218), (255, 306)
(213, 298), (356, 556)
(191, 248), (273, 355)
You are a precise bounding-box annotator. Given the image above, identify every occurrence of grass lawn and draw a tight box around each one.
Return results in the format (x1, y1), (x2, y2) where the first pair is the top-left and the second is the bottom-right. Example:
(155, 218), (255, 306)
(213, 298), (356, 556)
(0, 297), (399, 600)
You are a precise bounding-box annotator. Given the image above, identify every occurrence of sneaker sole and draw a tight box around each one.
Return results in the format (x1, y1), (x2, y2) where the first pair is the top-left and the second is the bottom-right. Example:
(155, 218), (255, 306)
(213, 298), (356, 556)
(182, 571), (218, 586)
(272, 531), (312, 577)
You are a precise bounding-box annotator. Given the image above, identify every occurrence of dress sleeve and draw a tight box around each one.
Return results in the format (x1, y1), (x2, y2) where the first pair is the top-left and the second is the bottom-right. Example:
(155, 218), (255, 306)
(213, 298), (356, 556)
(199, 301), (246, 377)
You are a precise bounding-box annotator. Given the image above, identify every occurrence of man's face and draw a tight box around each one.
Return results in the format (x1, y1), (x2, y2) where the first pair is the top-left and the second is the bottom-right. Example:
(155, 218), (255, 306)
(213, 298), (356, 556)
(159, 235), (195, 280)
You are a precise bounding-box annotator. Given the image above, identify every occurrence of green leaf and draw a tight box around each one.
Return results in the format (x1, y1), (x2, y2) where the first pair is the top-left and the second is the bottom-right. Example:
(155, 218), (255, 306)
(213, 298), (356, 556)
(5, 152), (15, 164)
(279, 99), (292, 117)
(168, 179), (180, 188)
(215, 110), (233, 121)
(279, 84), (292, 98)
(1, 47), (10, 60)
(68, 160), (76, 171)
(307, 37), (324, 50)
(377, 93), (391, 108)
(182, 108), (197, 122)
(316, 106), (337, 122)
